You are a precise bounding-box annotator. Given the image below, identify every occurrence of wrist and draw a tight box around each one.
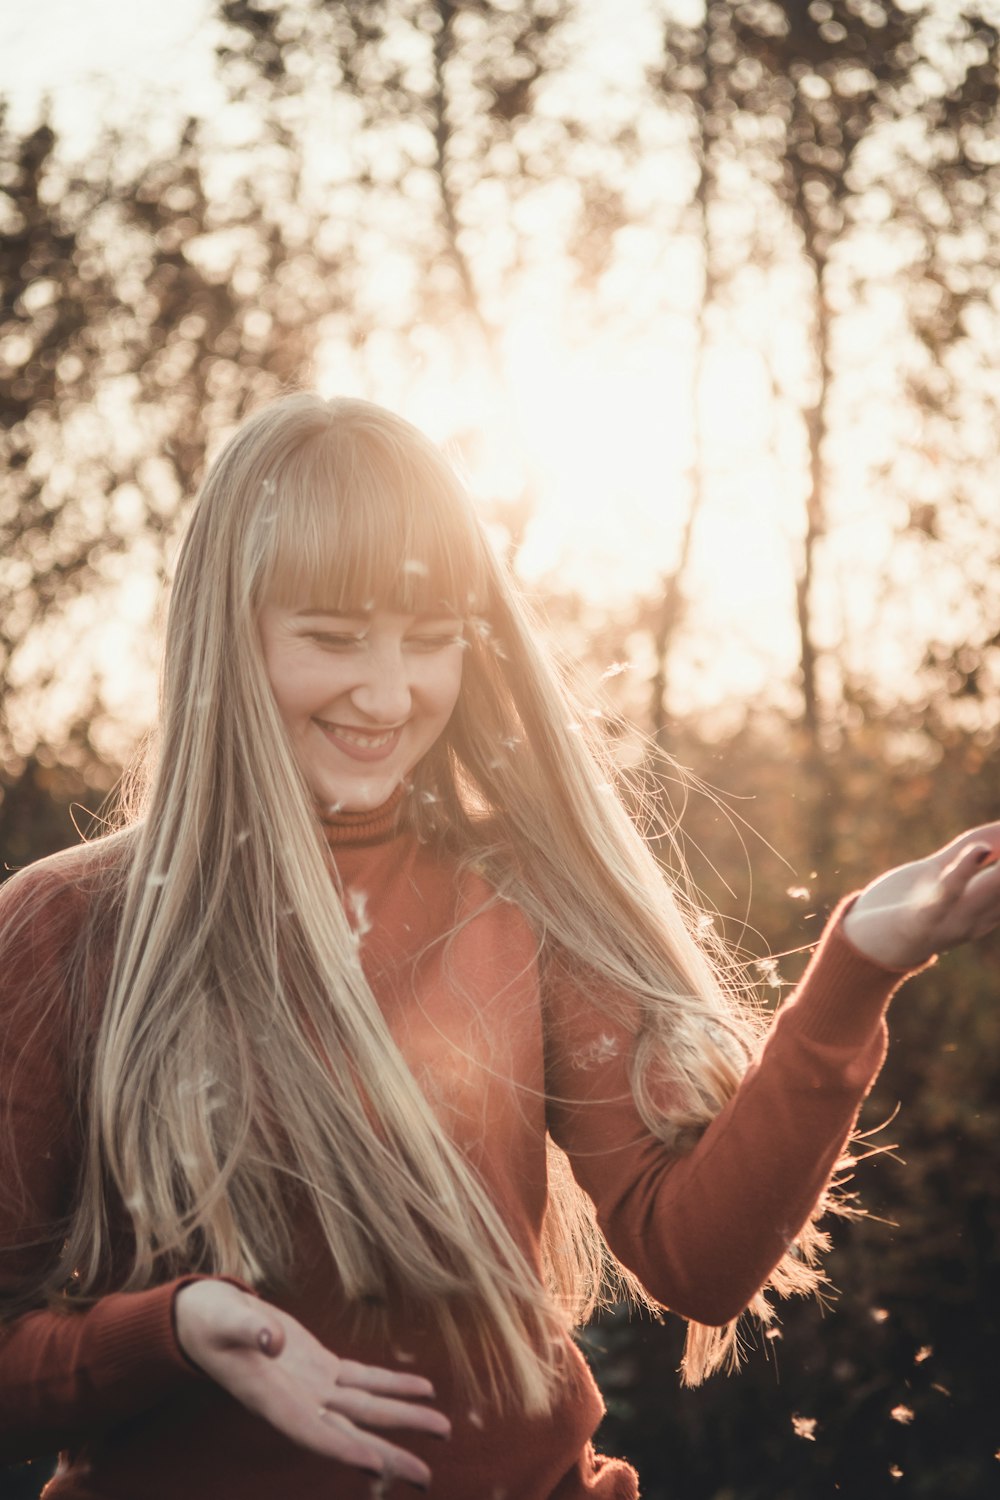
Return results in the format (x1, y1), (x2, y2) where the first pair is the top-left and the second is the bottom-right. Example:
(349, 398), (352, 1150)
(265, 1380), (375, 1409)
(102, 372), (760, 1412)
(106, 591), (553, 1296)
(172, 1276), (256, 1370)
(840, 899), (928, 972)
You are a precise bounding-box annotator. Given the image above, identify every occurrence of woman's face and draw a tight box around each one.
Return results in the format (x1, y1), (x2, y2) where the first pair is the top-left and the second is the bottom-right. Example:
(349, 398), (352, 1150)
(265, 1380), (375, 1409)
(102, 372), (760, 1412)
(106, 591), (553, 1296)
(258, 604), (465, 814)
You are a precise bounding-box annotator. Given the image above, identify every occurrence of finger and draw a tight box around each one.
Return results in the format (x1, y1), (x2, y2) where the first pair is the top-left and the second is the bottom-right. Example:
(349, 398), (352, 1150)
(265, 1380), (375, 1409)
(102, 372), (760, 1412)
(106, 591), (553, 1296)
(315, 1409), (432, 1488)
(218, 1312), (285, 1358)
(322, 1386), (451, 1437)
(334, 1359), (437, 1399)
(939, 823), (1000, 861)
(256, 1322), (285, 1358)
(939, 842), (995, 894)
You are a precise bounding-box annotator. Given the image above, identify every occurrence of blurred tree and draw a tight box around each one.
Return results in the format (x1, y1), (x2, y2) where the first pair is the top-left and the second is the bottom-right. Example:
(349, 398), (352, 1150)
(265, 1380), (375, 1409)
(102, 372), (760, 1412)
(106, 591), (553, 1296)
(2, 5), (1000, 1491)
(0, 103), (338, 859)
(650, 0), (1000, 891)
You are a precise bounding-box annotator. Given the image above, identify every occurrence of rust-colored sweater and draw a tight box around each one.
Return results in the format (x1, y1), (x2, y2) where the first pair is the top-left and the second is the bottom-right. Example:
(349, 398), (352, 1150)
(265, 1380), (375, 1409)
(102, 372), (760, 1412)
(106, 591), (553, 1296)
(0, 804), (915, 1499)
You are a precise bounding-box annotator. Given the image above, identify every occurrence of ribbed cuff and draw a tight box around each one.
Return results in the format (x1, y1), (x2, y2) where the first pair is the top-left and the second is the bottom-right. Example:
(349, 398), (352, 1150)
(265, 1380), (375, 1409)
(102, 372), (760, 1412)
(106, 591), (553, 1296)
(88, 1275), (260, 1394)
(88, 1282), (206, 1397)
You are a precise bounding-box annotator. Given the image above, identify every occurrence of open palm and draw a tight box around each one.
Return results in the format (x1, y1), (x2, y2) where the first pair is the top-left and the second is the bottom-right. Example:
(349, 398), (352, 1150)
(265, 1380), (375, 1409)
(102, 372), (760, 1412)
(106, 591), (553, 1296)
(174, 1279), (449, 1488)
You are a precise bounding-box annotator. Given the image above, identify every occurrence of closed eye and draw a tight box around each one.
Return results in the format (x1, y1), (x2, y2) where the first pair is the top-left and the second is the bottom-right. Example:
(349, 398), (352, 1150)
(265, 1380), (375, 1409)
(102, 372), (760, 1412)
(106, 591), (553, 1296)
(311, 632), (366, 650)
(407, 633), (465, 651)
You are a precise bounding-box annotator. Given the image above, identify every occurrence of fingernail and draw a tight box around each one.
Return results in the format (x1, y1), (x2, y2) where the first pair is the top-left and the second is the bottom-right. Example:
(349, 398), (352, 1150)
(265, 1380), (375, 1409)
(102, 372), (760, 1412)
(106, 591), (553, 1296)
(257, 1328), (273, 1354)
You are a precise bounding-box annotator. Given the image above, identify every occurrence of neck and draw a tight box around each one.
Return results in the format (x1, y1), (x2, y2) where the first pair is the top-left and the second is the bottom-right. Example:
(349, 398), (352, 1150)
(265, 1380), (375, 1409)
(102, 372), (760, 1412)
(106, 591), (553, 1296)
(318, 784), (406, 848)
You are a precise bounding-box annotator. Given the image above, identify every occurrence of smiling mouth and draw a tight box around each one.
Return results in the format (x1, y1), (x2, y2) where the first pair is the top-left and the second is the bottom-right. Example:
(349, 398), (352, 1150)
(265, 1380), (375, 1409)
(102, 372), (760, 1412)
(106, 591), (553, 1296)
(322, 724), (398, 747)
(315, 721), (404, 756)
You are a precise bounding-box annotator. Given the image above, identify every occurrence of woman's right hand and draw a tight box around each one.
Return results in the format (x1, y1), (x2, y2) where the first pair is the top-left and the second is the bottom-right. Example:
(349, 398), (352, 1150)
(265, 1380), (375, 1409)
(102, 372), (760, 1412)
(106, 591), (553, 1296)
(174, 1279), (450, 1489)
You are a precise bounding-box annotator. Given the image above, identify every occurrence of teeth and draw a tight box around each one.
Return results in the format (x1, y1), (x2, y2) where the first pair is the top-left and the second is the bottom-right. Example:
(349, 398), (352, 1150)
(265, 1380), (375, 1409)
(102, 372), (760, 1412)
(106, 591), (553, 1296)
(325, 724), (396, 747)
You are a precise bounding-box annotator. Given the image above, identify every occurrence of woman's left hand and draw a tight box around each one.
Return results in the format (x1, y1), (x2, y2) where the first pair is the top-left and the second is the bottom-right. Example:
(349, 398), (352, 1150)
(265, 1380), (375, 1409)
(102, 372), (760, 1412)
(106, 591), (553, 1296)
(842, 823), (1000, 971)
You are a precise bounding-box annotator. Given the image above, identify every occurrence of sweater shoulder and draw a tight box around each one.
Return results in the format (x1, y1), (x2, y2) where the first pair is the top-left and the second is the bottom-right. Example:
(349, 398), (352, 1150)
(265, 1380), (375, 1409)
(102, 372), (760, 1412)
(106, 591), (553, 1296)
(0, 833), (132, 960)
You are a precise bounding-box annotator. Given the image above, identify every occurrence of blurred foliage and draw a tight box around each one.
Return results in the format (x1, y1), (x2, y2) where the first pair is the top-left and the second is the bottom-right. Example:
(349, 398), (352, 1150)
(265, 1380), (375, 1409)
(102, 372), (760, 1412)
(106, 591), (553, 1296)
(3, 1), (1000, 1496)
(580, 704), (1000, 1499)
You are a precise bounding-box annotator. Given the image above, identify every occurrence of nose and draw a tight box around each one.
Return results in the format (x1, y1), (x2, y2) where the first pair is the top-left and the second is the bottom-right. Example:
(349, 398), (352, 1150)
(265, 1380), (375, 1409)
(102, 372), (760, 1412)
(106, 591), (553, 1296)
(349, 643), (412, 724)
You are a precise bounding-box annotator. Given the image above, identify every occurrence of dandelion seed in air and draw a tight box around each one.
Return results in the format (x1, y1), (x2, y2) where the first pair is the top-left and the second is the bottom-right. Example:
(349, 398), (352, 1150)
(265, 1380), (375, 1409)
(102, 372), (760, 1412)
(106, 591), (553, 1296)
(418, 790), (438, 805)
(346, 888), (372, 939)
(914, 1345), (932, 1363)
(764, 1327), (782, 1342)
(786, 885), (810, 901)
(601, 661), (633, 679)
(871, 1307), (890, 1324)
(468, 1410), (484, 1430)
(890, 1404), (914, 1425)
(403, 558), (430, 577)
(146, 873), (167, 888)
(889, 1465), (903, 1481)
(392, 1348), (416, 1364)
(754, 957), (784, 989)
(791, 1414), (817, 1441)
(572, 1033), (620, 1070)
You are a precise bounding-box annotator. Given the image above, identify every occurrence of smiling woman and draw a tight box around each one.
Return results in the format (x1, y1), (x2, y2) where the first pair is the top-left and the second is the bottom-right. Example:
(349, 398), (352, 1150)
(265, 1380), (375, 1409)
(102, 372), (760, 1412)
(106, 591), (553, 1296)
(3, 392), (1000, 1500)
(257, 606), (465, 814)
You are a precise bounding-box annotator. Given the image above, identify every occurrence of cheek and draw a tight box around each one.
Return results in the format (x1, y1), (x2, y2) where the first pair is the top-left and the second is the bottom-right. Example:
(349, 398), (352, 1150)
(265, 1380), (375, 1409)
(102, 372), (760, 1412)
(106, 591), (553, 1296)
(266, 658), (318, 727)
(438, 654), (465, 719)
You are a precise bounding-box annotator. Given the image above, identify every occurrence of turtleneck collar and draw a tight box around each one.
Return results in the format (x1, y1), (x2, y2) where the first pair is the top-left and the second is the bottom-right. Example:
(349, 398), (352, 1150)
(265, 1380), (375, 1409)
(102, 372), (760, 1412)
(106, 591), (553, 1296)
(318, 784), (407, 849)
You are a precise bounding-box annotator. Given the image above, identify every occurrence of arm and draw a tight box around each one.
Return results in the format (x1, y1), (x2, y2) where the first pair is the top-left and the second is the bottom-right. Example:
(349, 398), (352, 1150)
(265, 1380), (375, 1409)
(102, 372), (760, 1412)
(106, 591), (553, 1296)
(545, 906), (907, 1325)
(546, 824), (1000, 1327)
(0, 857), (449, 1484)
(0, 857), (209, 1461)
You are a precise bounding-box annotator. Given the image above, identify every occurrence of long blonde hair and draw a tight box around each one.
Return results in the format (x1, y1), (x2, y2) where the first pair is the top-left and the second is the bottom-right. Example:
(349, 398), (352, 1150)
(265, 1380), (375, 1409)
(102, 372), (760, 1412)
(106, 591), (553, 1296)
(8, 394), (830, 1404)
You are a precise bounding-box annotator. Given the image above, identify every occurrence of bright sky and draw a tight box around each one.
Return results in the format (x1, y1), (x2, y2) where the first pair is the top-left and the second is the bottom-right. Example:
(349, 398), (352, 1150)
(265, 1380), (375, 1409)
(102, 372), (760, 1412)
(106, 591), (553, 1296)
(0, 0), (221, 144)
(1, 0), (978, 751)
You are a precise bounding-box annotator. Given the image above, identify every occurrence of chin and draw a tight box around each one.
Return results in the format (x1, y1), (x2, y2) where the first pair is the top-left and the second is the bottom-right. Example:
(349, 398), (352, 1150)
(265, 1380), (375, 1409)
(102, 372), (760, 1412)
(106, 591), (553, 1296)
(321, 774), (401, 815)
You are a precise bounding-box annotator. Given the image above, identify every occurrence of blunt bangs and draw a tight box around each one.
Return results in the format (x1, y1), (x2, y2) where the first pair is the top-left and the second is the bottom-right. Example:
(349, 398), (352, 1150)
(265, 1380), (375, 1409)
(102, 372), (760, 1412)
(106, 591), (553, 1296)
(254, 408), (492, 620)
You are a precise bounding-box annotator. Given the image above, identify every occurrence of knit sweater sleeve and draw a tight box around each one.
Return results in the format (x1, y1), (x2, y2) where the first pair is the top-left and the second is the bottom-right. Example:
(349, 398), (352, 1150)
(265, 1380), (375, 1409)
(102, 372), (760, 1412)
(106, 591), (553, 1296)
(544, 901), (918, 1327)
(0, 854), (208, 1463)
